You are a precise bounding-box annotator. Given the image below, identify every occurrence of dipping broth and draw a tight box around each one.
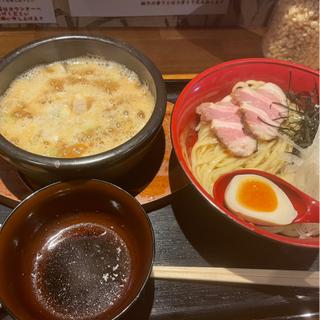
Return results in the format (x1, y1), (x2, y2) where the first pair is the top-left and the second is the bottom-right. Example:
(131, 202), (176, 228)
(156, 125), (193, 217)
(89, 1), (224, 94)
(0, 57), (155, 158)
(30, 211), (132, 320)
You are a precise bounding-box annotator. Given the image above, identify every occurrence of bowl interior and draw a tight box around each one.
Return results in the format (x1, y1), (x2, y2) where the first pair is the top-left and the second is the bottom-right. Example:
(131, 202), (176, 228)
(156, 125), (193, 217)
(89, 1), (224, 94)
(0, 35), (166, 162)
(0, 35), (166, 185)
(0, 36), (157, 98)
(0, 180), (154, 320)
(171, 58), (319, 248)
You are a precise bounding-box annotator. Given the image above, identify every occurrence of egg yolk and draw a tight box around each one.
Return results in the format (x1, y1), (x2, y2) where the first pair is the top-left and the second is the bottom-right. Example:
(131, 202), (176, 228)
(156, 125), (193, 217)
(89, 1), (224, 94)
(237, 179), (278, 212)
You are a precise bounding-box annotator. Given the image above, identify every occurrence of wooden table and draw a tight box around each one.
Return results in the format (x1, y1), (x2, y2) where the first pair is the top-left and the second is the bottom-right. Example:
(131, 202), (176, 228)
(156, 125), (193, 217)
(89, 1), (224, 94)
(0, 27), (318, 320)
(0, 27), (264, 74)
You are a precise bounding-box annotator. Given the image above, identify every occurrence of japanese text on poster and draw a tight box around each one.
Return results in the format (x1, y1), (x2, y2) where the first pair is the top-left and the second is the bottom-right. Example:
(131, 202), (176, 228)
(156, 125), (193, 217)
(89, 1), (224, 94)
(69, 0), (229, 17)
(0, 0), (56, 24)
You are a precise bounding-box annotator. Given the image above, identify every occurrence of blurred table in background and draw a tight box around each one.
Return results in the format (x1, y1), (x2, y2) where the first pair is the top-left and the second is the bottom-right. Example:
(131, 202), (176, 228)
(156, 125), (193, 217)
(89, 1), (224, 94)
(0, 27), (264, 74)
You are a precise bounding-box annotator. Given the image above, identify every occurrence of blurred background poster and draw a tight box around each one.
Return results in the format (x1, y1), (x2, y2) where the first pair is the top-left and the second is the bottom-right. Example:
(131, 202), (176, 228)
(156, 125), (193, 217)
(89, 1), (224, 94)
(68, 0), (230, 17)
(0, 0), (56, 24)
(0, 0), (277, 28)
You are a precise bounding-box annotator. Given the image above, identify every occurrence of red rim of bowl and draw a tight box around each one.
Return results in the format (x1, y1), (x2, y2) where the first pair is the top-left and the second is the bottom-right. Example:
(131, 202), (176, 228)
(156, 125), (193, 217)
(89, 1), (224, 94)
(171, 58), (320, 249)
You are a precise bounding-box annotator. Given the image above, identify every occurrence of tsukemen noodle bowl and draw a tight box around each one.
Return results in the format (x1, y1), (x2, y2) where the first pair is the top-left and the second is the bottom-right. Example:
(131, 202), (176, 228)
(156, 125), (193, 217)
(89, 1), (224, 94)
(0, 35), (166, 185)
(171, 58), (319, 248)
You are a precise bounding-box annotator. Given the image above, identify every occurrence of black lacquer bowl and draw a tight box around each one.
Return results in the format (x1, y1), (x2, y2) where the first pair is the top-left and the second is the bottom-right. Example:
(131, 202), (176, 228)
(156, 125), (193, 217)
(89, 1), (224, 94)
(0, 35), (166, 186)
(0, 179), (154, 320)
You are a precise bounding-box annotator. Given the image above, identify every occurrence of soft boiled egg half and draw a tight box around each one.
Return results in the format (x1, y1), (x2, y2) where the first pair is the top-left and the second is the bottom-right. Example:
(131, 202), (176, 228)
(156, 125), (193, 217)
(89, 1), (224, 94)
(224, 174), (298, 226)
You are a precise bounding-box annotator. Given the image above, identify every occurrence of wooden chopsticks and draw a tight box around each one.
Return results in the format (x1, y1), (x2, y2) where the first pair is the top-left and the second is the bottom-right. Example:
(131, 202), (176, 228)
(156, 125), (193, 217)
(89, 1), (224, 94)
(151, 266), (319, 288)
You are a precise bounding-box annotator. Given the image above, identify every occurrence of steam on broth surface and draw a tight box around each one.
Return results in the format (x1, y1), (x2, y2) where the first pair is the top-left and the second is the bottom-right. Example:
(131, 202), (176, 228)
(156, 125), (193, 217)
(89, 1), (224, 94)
(0, 57), (155, 158)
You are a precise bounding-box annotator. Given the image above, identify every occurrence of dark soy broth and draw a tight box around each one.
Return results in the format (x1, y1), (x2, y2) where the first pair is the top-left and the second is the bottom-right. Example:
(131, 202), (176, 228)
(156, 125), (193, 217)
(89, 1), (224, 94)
(31, 213), (131, 320)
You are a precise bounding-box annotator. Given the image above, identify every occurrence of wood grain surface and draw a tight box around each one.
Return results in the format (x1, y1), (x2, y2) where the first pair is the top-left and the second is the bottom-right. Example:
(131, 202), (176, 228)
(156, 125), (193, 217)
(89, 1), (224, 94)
(136, 102), (189, 206)
(0, 27), (264, 74)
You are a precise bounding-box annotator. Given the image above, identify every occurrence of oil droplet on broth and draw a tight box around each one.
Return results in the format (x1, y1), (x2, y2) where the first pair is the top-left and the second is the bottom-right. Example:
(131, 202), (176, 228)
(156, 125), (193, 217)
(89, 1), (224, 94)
(32, 222), (131, 319)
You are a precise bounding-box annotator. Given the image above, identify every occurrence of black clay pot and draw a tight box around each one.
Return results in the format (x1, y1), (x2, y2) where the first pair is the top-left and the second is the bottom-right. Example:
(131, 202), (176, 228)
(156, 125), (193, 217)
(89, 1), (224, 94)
(0, 35), (166, 186)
